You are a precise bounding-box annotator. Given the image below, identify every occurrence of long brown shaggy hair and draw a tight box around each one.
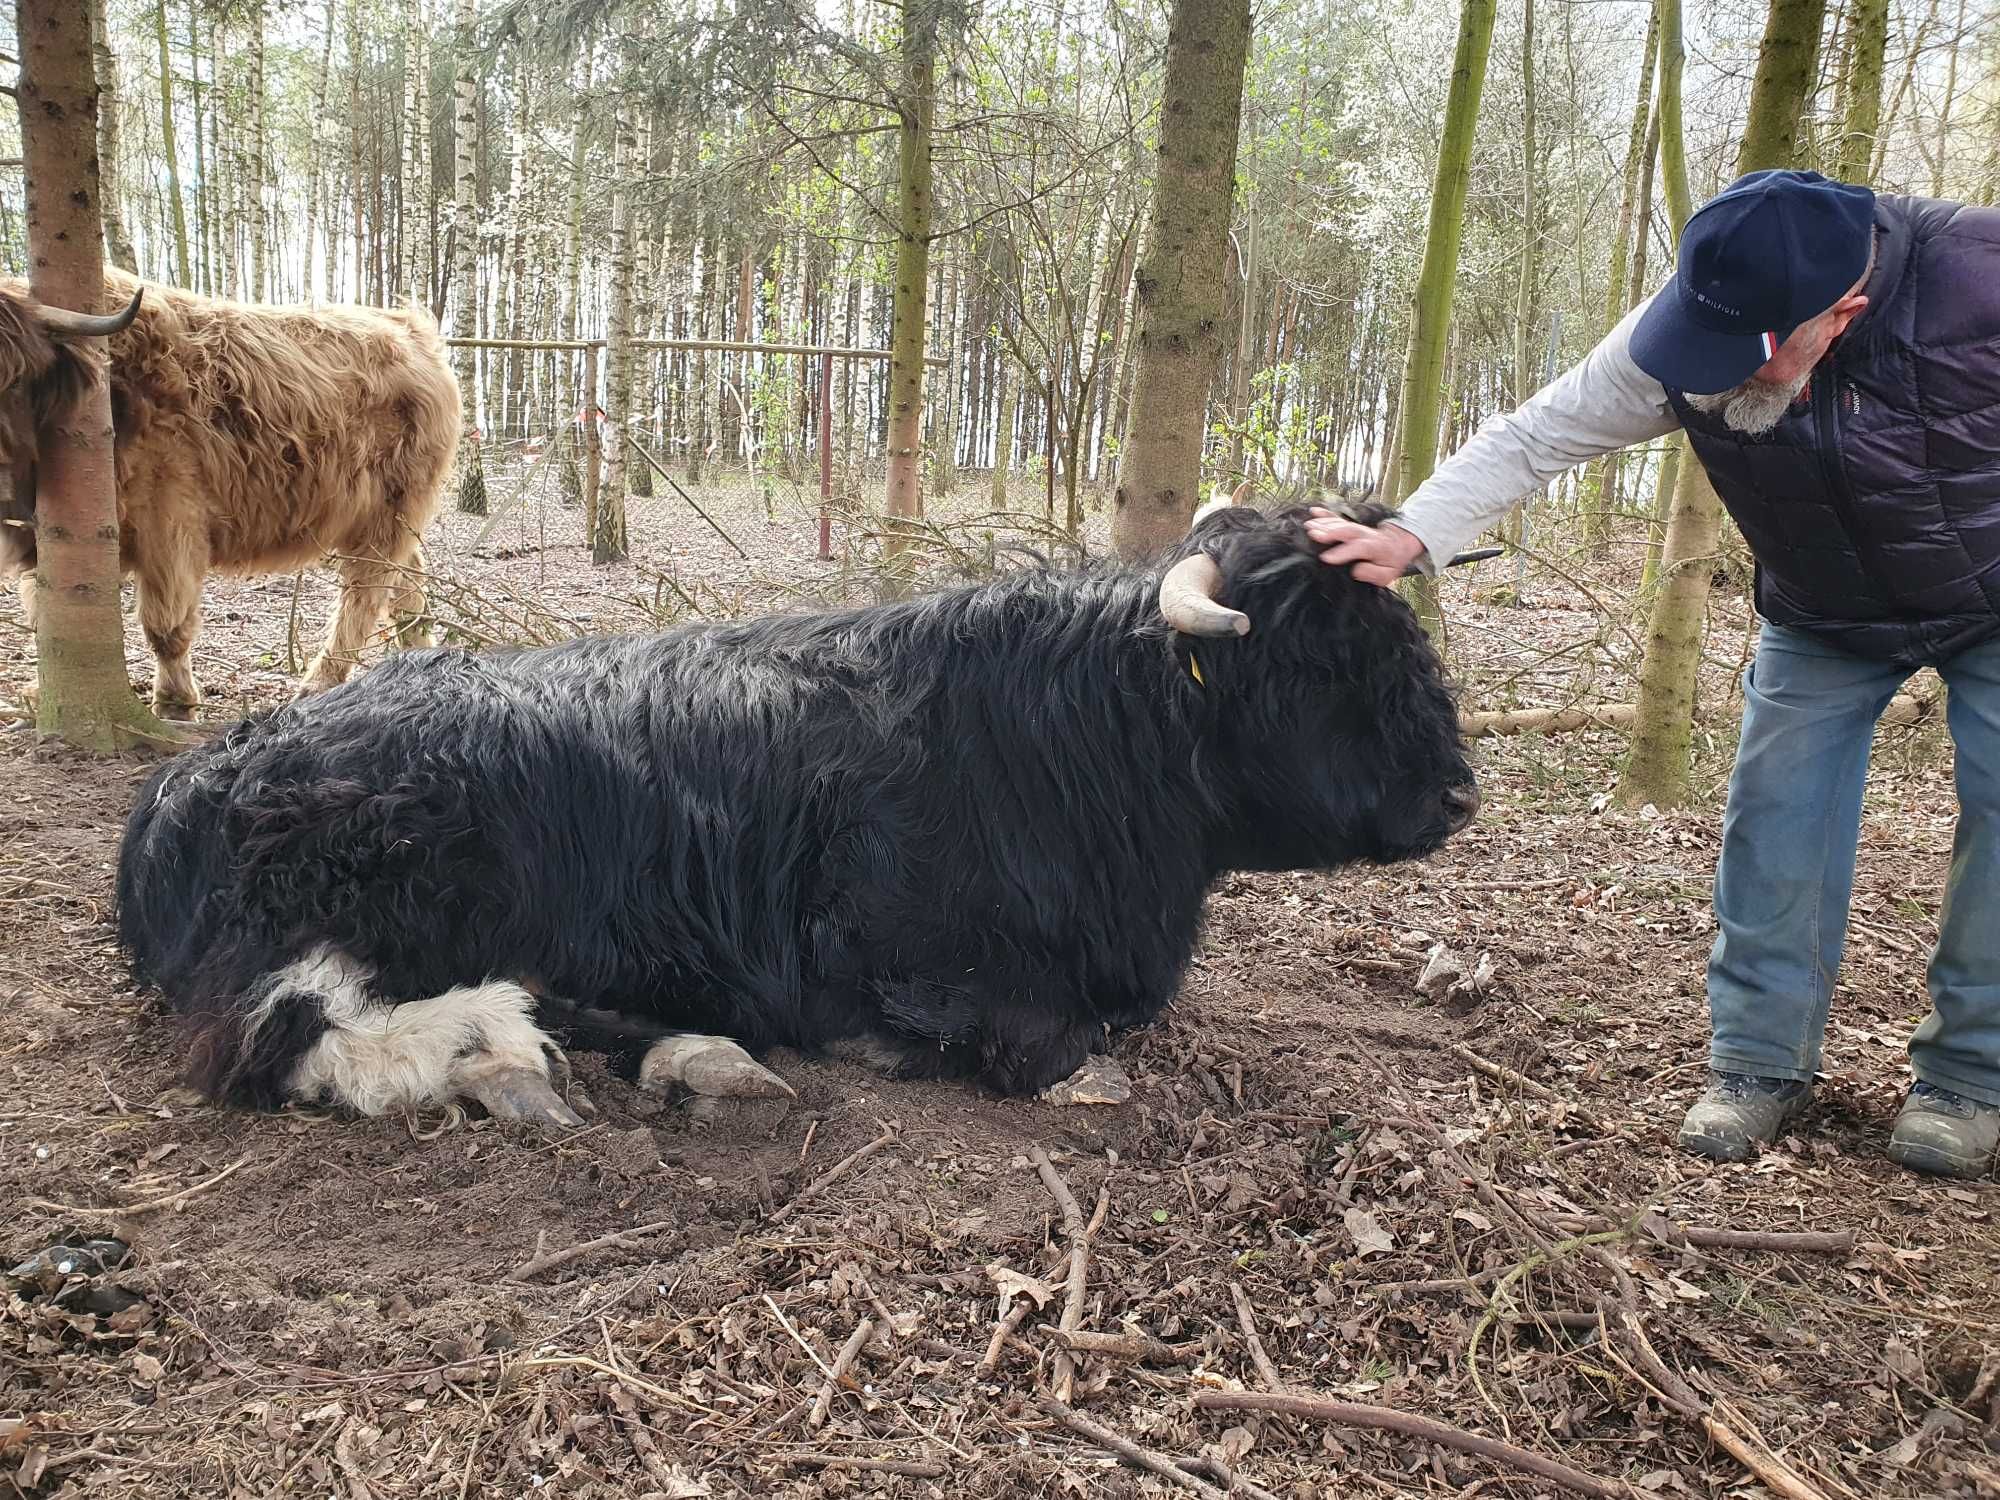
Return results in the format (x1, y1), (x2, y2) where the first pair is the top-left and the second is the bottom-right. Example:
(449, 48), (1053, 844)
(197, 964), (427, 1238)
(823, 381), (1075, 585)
(1, 268), (461, 703)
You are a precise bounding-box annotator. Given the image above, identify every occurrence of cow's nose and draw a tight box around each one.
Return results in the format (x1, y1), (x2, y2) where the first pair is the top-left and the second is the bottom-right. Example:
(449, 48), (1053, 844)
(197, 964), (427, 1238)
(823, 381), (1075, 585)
(1443, 782), (1480, 832)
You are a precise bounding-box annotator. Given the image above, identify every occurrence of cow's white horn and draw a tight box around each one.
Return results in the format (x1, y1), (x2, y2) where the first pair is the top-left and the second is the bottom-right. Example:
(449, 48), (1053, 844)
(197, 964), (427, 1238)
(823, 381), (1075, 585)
(1158, 553), (1250, 637)
(37, 289), (143, 341)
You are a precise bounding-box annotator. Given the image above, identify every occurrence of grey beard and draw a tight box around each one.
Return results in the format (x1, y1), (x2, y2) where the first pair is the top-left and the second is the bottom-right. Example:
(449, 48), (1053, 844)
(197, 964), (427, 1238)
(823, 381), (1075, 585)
(1685, 367), (1814, 436)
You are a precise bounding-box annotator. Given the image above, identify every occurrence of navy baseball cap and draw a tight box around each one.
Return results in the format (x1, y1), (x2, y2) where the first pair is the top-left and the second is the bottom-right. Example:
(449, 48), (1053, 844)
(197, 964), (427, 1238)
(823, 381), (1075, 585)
(1630, 170), (1876, 394)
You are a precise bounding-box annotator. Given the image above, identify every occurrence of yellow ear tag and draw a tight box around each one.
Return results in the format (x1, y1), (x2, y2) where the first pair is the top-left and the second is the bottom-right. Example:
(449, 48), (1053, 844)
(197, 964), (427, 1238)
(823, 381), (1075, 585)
(1188, 652), (1204, 686)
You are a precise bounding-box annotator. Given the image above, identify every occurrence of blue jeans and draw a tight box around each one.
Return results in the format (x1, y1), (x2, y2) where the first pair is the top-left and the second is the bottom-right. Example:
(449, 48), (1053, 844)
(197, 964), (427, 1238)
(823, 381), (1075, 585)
(1708, 623), (2000, 1105)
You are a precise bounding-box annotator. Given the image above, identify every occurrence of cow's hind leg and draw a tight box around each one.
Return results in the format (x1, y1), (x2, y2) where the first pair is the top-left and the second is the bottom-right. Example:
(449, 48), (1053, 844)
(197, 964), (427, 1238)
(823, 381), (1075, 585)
(300, 537), (424, 696)
(227, 950), (587, 1129)
(639, 1034), (797, 1100)
(134, 556), (204, 719)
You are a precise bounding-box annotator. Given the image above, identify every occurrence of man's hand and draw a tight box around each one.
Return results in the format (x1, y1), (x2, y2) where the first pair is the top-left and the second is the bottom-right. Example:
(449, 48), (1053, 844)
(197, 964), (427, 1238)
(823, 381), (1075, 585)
(1302, 507), (1429, 587)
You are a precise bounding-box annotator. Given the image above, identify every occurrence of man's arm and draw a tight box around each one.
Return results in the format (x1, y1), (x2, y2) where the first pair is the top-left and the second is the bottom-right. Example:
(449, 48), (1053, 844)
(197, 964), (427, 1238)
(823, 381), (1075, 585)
(1310, 299), (1683, 584)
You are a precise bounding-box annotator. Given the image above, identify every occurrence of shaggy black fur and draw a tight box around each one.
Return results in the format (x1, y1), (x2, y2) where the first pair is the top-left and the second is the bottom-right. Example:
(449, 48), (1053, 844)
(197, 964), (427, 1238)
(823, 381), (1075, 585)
(115, 504), (1477, 1106)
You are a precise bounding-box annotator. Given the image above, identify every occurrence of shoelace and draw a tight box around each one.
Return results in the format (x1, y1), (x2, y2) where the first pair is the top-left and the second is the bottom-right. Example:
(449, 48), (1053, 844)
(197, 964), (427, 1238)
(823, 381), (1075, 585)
(1911, 1081), (1980, 1116)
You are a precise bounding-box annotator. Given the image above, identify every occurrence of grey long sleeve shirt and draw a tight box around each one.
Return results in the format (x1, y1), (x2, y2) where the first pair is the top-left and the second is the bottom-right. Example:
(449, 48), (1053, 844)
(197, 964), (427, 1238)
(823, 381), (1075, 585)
(1390, 299), (1685, 572)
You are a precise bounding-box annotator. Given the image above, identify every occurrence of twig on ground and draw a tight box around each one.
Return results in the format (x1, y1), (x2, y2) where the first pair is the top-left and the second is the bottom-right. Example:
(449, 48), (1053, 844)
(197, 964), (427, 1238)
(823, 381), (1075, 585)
(1229, 1282), (1286, 1392)
(29, 1157), (250, 1217)
(1192, 1391), (1627, 1499)
(768, 1127), (899, 1224)
(1175, 1454), (1284, 1500)
(981, 1299), (1036, 1373)
(1335, 1126), (1374, 1202)
(608, 1383), (699, 1492)
(1039, 1326), (1201, 1365)
(1451, 1044), (1607, 1134)
(762, 1294), (841, 1386)
(1031, 1148), (1108, 1403)
(517, 1354), (714, 1415)
(507, 1219), (676, 1282)
(808, 1316), (876, 1429)
(1039, 1396), (1230, 1499)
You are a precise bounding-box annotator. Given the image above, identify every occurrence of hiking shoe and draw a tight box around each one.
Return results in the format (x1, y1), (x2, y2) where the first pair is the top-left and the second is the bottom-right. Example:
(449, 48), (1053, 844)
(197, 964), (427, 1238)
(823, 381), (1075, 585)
(1887, 1082), (1999, 1180)
(1677, 1072), (1811, 1162)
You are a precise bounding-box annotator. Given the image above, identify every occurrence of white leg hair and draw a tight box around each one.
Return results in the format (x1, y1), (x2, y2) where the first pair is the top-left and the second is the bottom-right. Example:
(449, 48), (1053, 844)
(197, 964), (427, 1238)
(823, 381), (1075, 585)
(266, 949), (555, 1116)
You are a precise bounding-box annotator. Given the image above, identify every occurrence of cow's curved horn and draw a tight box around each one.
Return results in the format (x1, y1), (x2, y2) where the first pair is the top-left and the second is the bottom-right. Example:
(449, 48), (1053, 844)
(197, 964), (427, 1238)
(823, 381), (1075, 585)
(37, 289), (143, 341)
(1159, 553), (1250, 637)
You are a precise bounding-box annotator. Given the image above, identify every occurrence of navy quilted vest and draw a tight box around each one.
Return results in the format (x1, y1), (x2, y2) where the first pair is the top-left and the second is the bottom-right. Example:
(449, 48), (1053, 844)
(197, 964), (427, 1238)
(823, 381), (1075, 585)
(1662, 193), (2000, 667)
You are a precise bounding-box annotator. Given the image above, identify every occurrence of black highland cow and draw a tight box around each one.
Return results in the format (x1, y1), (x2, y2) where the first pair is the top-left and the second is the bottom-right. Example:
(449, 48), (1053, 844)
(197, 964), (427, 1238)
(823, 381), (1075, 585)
(115, 503), (1479, 1126)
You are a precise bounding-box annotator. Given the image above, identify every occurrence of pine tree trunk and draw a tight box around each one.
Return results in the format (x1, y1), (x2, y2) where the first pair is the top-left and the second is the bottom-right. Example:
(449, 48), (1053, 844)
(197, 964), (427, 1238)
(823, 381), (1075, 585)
(595, 39), (635, 566)
(1735, 0), (1829, 173)
(451, 0), (486, 513)
(990, 358), (1017, 508)
(19, 0), (176, 749)
(880, 0), (936, 591)
(1109, 0), (1252, 560)
(155, 0), (192, 286)
(87, 0), (138, 272)
(1833, 0), (1887, 179)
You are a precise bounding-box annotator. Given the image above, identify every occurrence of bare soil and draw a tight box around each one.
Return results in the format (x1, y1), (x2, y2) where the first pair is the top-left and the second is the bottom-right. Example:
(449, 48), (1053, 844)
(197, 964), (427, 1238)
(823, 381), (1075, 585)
(3, 477), (1995, 1499)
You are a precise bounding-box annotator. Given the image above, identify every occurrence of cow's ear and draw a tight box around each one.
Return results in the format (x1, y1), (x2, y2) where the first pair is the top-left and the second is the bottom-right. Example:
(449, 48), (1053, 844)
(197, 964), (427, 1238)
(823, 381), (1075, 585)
(31, 342), (102, 432)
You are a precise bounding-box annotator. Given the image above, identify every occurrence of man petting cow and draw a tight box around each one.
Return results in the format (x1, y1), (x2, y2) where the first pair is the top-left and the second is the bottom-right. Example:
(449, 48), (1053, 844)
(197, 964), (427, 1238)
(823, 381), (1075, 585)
(1313, 170), (2000, 1180)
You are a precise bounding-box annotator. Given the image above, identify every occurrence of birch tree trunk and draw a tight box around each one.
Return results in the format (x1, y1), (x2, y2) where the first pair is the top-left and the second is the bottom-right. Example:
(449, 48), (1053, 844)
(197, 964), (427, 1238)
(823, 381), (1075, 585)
(1506, 0), (1539, 556)
(1109, 0), (1252, 560)
(19, 0), (175, 749)
(451, 0), (486, 513)
(595, 38), (635, 565)
(400, 0), (429, 306)
(880, 0), (937, 591)
(155, 0), (192, 286)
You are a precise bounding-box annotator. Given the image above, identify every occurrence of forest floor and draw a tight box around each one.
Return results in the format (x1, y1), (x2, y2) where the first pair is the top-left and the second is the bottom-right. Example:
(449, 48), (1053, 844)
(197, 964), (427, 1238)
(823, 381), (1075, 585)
(2, 473), (1994, 1500)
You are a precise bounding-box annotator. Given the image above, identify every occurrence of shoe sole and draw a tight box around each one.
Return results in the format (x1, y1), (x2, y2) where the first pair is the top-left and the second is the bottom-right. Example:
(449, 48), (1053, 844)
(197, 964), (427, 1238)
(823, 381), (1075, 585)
(1886, 1137), (1992, 1180)
(1677, 1097), (1810, 1163)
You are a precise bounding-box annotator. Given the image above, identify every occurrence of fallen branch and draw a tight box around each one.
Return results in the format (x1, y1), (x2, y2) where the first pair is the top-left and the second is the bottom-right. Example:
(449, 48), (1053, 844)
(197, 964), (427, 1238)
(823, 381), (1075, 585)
(1461, 690), (1935, 740)
(607, 1384), (699, 1493)
(1192, 1391), (1627, 1499)
(1039, 1396), (1230, 1500)
(1229, 1283), (1286, 1392)
(508, 1219), (676, 1282)
(1553, 1216), (1854, 1257)
(808, 1316), (876, 1429)
(768, 1127), (898, 1224)
(772, 1453), (946, 1478)
(29, 1157), (250, 1218)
